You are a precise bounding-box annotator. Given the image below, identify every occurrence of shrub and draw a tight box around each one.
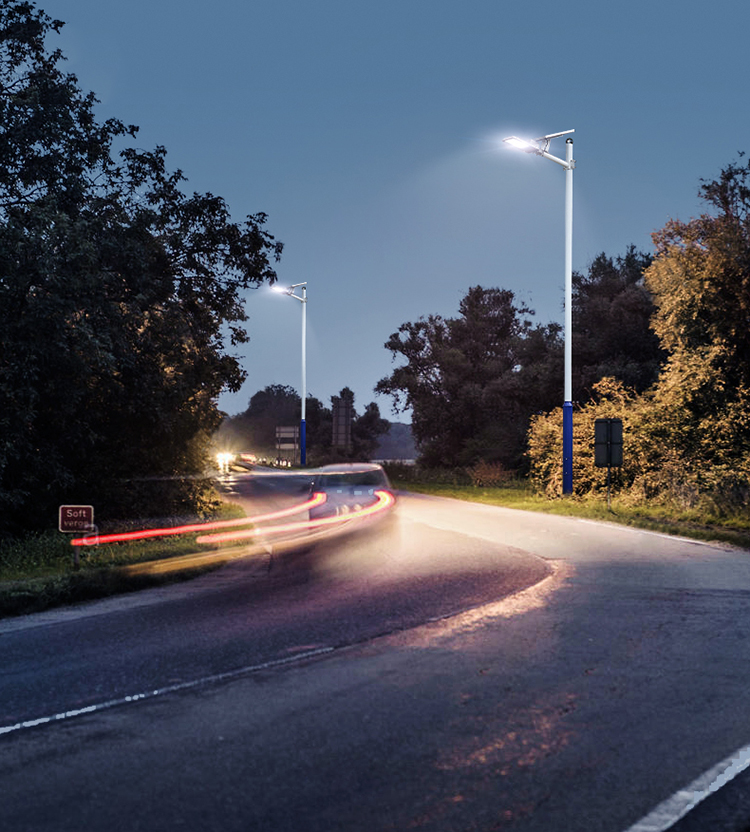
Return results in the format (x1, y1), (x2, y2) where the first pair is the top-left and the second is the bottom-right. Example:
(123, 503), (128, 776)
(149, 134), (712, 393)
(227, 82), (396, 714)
(384, 464), (471, 486)
(468, 460), (513, 487)
(527, 377), (641, 499)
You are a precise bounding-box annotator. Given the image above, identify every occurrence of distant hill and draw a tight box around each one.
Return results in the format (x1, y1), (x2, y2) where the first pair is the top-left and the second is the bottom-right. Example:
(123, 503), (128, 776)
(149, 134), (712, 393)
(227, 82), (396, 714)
(374, 422), (417, 461)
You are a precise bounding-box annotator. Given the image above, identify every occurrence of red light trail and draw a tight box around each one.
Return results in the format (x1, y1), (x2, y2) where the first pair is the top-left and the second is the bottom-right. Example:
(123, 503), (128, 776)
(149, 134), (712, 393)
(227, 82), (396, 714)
(195, 490), (396, 545)
(70, 493), (328, 547)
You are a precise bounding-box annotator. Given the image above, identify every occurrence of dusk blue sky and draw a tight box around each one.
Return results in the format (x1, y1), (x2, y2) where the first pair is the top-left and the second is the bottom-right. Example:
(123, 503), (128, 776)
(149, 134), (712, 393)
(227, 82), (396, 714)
(50, 0), (749, 419)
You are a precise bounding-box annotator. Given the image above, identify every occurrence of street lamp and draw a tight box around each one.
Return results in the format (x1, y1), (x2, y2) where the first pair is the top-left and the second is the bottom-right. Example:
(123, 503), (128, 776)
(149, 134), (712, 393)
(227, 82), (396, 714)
(274, 282), (308, 466)
(503, 129), (575, 494)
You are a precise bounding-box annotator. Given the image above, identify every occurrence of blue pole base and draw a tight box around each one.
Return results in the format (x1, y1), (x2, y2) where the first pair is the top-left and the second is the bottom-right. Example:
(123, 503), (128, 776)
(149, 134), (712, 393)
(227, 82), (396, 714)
(562, 401), (573, 495)
(300, 419), (306, 467)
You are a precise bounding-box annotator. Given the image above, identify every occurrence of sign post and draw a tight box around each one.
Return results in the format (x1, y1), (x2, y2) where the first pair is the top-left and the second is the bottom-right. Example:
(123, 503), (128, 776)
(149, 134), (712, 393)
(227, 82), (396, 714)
(594, 419), (623, 509)
(59, 505), (95, 568)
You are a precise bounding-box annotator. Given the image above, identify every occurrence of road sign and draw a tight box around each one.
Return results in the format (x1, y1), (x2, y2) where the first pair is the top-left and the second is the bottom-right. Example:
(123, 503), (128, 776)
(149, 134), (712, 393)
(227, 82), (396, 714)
(59, 505), (95, 533)
(594, 419), (623, 467)
(276, 426), (300, 464)
(332, 393), (353, 451)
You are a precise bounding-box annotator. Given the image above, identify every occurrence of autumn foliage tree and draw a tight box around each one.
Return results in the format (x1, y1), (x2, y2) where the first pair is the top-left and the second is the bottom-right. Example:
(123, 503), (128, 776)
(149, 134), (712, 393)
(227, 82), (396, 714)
(639, 156), (750, 500)
(529, 158), (750, 511)
(0, 3), (282, 532)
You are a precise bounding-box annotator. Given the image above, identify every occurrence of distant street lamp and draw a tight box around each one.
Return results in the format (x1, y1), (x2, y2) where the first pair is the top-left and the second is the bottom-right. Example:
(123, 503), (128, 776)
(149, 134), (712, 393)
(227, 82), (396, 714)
(274, 282), (308, 466)
(503, 129), (575, 495)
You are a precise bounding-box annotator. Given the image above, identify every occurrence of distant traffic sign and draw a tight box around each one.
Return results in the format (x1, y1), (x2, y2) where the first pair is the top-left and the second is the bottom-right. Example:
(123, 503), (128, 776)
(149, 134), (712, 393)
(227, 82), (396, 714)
(59, 505), (94, 533)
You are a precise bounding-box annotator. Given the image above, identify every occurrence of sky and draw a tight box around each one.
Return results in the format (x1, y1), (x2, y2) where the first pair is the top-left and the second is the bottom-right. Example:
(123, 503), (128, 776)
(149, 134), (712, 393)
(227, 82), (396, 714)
(48, 0), (750, 420)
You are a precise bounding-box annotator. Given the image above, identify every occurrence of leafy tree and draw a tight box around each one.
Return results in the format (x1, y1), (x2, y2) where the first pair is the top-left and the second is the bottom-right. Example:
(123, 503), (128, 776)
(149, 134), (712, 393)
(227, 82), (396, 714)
(0, 2), (282, 532)
(246, 384), (303, 442)
(572, 246), (664, 401)
(376, 286), (563, 469)
(642, 156), (750, 480)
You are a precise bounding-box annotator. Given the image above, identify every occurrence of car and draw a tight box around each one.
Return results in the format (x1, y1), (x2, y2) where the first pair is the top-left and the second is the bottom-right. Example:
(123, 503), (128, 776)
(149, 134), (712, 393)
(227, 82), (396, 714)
(307, 463), (395, 521)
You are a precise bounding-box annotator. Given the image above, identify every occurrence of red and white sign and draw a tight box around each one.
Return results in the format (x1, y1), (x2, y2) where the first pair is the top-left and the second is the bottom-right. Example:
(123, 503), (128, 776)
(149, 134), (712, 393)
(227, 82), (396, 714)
(59, 505), (95, 533)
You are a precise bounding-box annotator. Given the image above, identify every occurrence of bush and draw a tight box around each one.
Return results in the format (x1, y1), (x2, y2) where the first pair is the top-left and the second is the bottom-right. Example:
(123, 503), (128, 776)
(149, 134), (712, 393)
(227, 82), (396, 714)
(527, 378), (641, 499)
(527, 376), (750, 517)
(468, 460), (514, 487)
(384, 464), (472, 486)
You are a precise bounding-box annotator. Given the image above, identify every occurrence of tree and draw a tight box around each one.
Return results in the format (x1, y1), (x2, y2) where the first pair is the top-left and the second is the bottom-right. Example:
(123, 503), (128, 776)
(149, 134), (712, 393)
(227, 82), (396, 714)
(376, 286), (562, 469)
(0, 2), (282, 532)
(572, 246), (664, 401)
(528, 160), (750, 510)
(642, 156), (750, 480)
(337, 387), (390, 461)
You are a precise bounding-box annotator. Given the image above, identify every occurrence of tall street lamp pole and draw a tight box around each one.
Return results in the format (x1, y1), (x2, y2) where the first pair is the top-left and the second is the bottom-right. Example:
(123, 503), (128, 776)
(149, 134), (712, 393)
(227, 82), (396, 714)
(276, 282), (308, 465)
(503, 129), (575, 494)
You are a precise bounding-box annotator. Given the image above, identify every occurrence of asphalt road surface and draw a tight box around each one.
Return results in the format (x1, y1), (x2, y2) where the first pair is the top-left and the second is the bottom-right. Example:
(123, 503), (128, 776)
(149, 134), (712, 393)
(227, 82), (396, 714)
(3, 476), (750, 831)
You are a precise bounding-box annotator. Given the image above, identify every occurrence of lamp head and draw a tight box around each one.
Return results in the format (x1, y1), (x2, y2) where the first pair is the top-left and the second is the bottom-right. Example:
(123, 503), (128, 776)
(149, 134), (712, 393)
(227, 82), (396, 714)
(503, 130), (575, 167)
(503, 136), (540, 153)
(273, 282), (307, 302)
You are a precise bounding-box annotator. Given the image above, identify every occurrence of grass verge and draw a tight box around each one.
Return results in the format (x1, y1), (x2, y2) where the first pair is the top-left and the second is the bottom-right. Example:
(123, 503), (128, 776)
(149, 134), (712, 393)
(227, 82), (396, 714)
(395, 480), (750, 551)
(0, 564), (220, 618)
(0, 502), (248, 619)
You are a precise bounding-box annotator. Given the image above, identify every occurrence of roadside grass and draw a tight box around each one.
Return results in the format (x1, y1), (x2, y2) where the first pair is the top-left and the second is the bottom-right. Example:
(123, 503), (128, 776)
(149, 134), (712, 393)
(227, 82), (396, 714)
(394, 480), (750, 551)
(0, 502), (248, 618)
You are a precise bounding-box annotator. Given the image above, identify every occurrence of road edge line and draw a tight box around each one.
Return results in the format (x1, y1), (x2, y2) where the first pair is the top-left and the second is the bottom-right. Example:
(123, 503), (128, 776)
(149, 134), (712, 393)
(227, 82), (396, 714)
(623, 743), (750, 831)
(0, 646), (335, 738)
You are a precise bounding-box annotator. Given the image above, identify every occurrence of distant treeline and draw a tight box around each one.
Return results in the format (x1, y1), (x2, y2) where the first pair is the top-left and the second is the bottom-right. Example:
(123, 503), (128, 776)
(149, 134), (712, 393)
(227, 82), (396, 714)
(216, 385), (390, 465)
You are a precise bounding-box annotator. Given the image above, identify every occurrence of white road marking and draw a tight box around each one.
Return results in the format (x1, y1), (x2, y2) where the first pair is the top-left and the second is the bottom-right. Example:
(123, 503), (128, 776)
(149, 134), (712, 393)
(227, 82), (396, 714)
(0, 646), (334, 737)
(624, 743), (750, 831)
(575, 518), (728, 549)
(0, 566), (564, 739)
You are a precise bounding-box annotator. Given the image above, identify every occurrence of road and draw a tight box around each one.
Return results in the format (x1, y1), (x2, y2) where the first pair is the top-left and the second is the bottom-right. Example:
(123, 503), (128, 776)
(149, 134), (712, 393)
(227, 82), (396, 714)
(2, 476), (750, 831)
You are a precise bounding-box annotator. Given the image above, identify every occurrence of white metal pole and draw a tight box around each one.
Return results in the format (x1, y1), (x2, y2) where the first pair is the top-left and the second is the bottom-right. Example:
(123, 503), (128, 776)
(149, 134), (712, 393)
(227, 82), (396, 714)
(502, 130), (575, 493)
(562, 137), (574, 494)
(565, 139), (573, 402)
